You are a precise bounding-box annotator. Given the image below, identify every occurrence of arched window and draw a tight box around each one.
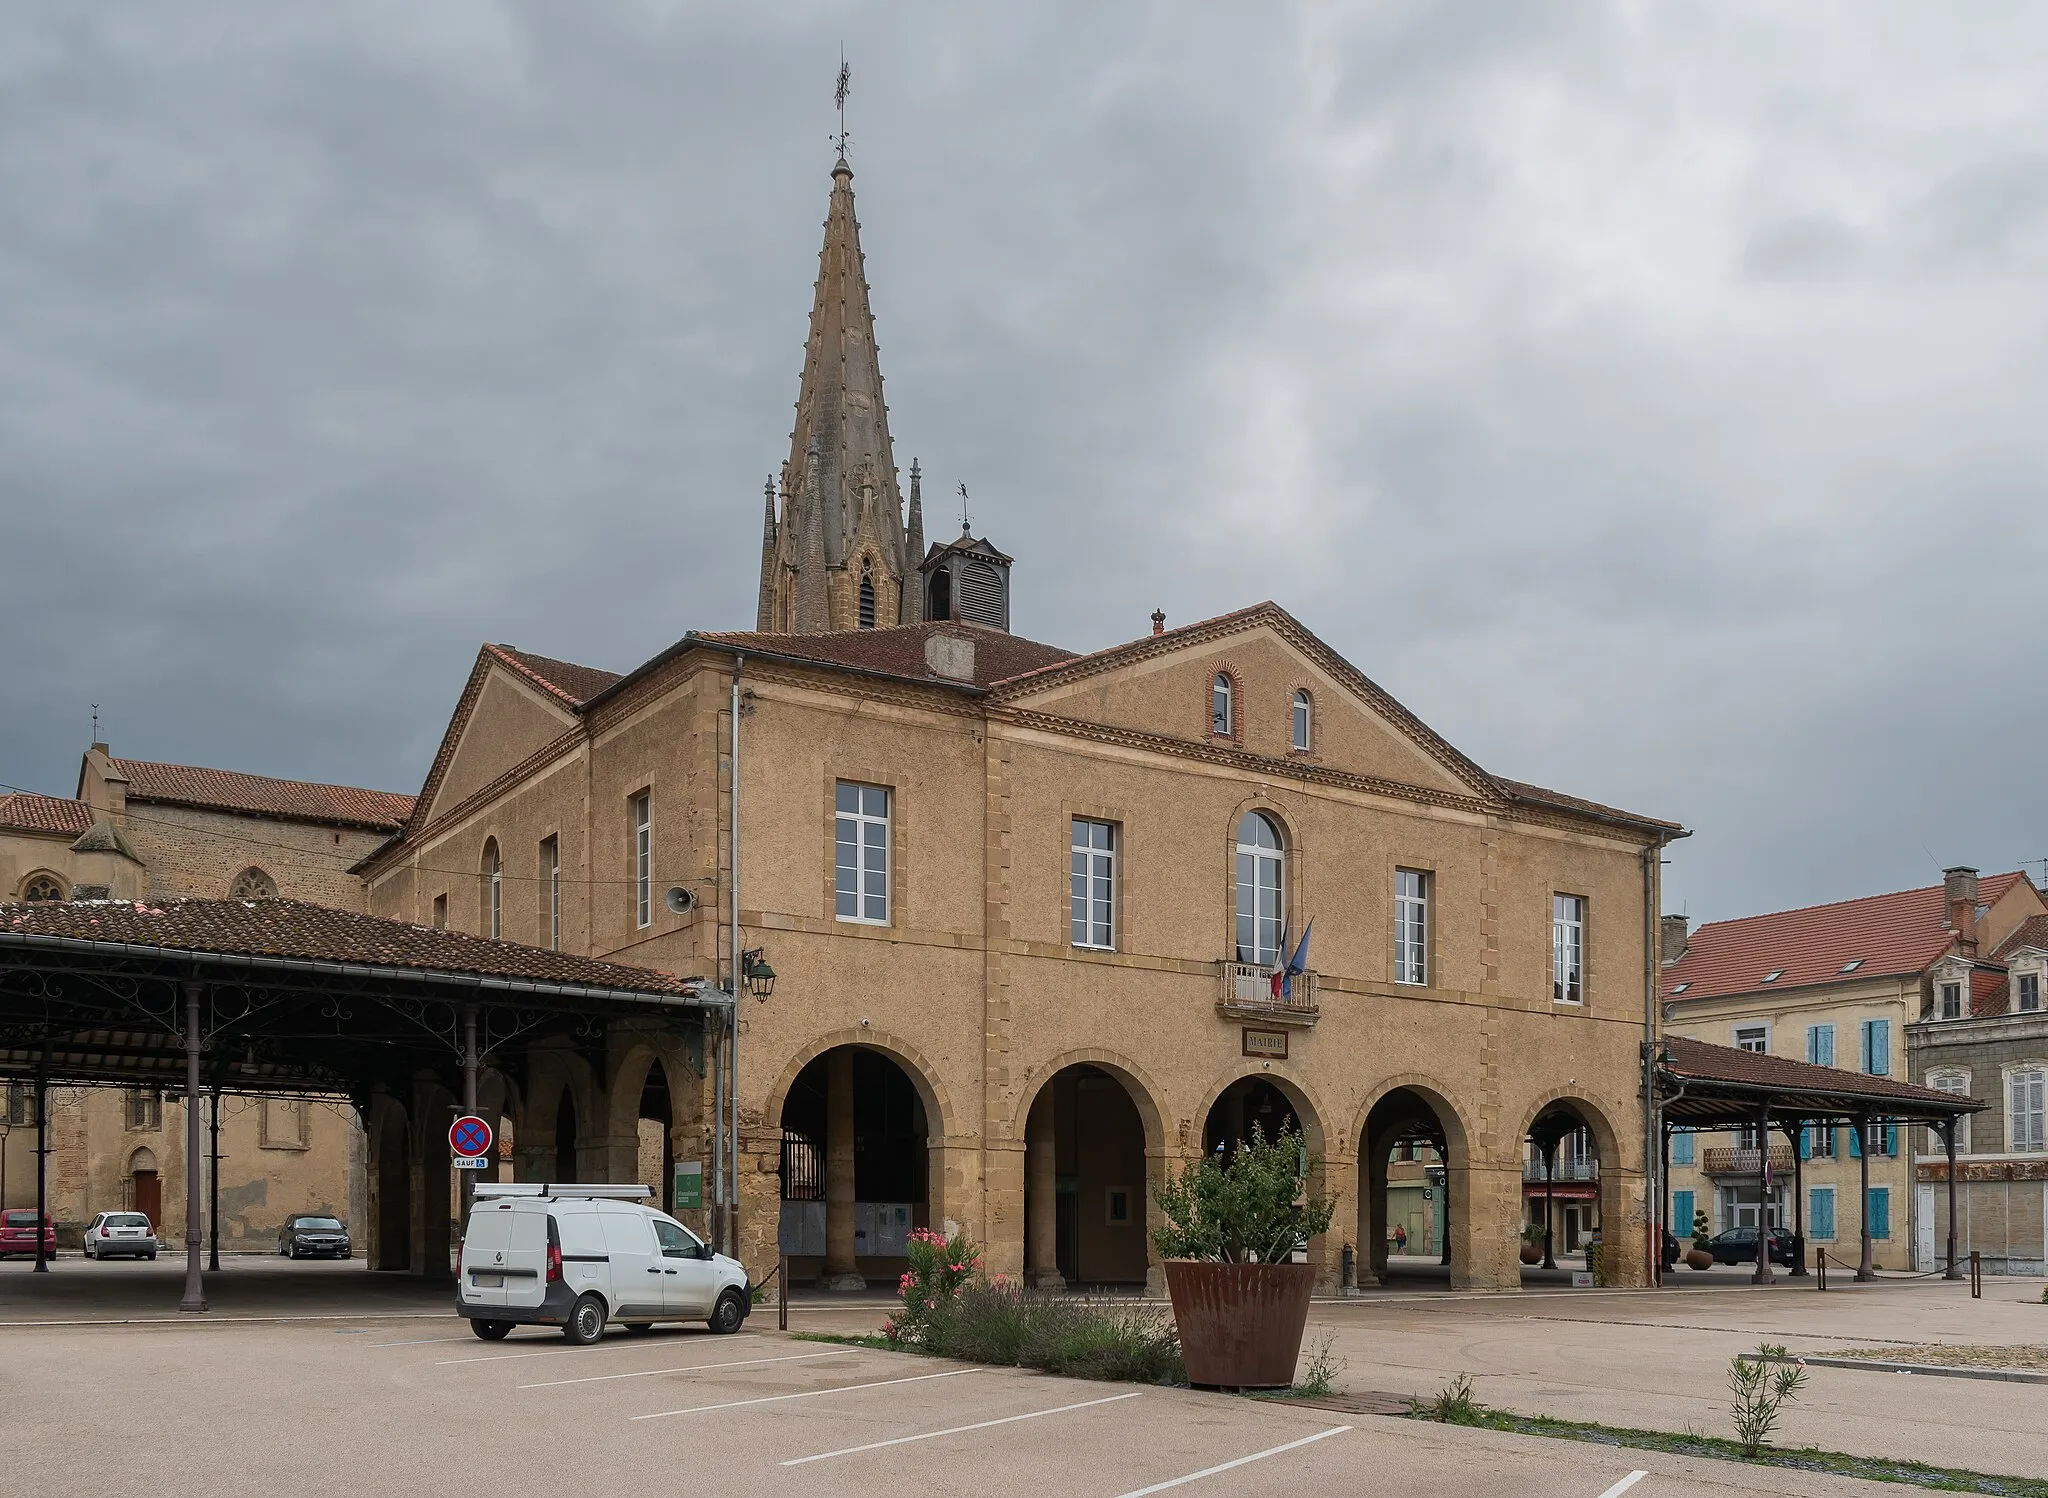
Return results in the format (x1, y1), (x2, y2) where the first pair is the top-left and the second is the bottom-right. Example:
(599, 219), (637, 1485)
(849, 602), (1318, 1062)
(481, 839), (502, 939)
(20, 872), (65, 902)
(1291, 690), (1312, 751)
(858, 562), (877, 629)
(229, 867), (276, 900)
(1234, 811), (1285, 966)
(1212, 674), (1233, 736)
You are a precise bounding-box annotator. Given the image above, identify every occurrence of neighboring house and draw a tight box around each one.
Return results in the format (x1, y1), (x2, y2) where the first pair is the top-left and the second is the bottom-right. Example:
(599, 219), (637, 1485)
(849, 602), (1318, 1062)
(1661, 868), (2045, 1271)
(0, 746), (414, 1247)
(1909, 905), (2048, 1274)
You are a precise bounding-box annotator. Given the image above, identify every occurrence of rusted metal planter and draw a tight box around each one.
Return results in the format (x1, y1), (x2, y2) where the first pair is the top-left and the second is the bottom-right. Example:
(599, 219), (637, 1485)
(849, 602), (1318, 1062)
(1163, 1259), (1315, 1389)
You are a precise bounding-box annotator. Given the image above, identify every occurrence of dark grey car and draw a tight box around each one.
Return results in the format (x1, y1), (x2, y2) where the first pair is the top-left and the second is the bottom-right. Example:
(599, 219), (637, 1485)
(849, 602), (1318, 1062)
(278, 1214), (351, 1259)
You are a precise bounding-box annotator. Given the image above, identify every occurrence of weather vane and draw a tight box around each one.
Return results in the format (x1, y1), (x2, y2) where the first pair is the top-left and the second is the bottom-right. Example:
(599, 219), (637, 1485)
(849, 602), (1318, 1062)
(91, 703), (99, 740)
(833, 50), (852, 158)
(957, 482), (971, 534)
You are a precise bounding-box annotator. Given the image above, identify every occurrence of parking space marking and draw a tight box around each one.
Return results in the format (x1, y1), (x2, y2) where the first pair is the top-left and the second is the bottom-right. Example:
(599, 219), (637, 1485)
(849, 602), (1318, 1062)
(630, 1365), (980, 1420)
(369, 1336), (475, 1348)
(1593, 1473), (1648, 1498)
(1109, 1425), (1352, 1498)
(781, 1389), (1143, 1466)
(436, 1334), (763, 1366)
(520, 1349), (857, 1388)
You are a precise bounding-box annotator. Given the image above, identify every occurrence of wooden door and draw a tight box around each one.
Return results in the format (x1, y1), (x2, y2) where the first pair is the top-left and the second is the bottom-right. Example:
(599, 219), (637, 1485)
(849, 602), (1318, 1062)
(133, 1171), (161, 1231)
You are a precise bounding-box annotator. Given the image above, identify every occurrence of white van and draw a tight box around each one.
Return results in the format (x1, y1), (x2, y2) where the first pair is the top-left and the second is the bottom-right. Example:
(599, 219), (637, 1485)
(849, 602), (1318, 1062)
(455, 1184), (751, 1344)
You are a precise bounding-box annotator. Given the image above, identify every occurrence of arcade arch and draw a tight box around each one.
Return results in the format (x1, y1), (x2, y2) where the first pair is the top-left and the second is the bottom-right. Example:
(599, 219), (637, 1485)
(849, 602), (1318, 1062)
(1016, 1058), (1165, 1291)
(1519, 1094), (1625, 1278)
(1357, 1081), (1471, 1284)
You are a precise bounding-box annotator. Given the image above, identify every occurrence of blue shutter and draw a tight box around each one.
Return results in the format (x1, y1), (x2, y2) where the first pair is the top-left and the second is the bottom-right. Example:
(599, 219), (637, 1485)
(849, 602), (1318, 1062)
(1672, 1131), (1694, 1166)
(1848, 1126), (1861, 1158)
(1808, 1024), (1834, 1067)
(1867, 1187), (1890, 1240)
(1673, 1189), (1695, 1237)
(1883, 1122), (1897, 1156)
(1798, 1126), (1811, 1160)
(1809, 1188), (1834, 1241)
(1862, 1019), (1891, 1075)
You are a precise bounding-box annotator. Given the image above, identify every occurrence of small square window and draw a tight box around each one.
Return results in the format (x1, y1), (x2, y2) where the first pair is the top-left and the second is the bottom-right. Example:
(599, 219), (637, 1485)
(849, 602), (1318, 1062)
(1761, 969), (1784, 984)
(1671, 982), (1689, 994)
(1839, 959), (1863, 973)
(1106, 1188), (1133, 1226)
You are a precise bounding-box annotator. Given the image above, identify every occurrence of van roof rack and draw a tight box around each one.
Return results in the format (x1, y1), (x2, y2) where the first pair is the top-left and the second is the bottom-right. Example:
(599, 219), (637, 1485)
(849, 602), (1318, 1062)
(473, 1183), (653, 1200)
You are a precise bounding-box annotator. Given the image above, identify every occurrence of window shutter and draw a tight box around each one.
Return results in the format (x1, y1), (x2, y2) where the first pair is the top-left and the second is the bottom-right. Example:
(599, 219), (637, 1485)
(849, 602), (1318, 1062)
(1867, 1188), (1889, 1240)
(1672, 1131), (1694, 1166)
(1673, 1189), (1694, 1236)
(1873, 1021), (1890, 1075)
(1883, 1123), (1897, 1156)
(1809, 1189), (1833, 1241)
(1848, 1127), (1861, 1158)
(1797, 1127), (1810, 1160)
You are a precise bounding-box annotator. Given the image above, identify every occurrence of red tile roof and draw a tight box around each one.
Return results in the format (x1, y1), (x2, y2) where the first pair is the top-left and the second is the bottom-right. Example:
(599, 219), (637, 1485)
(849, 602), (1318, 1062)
(1663, 873), (2028, 1003)
(1971, 966), (2011, 1018)
(0, 897), (703, 999)
(487, 646), (624, 709)
(1993, 914), (2048, 961)
(1662, 1035), (1981, 1113)
(0, 792), (94, 838)
(112, 759), (416, 833)
(689, 622), (1079, 691)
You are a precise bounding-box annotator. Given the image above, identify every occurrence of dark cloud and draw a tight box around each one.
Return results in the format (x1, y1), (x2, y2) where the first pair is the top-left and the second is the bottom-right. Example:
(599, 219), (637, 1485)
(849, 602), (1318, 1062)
(3, 3), (2045, 922)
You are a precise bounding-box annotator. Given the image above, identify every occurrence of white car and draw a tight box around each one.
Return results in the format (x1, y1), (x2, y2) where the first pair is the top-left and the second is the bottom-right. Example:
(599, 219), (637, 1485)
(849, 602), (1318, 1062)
(455, 1184), (751, 1345)
(82, 1211), (158, 1259)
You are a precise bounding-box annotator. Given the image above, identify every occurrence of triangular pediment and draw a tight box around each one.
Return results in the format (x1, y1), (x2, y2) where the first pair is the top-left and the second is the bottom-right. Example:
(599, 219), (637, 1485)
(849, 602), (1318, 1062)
(992, 603), (1495, 800)
(414, 648), (583, 828)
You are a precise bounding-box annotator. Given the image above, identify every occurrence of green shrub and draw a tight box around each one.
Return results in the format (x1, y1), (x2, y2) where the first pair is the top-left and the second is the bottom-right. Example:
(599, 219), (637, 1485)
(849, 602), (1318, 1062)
(1692, 1210), (1712, 1251)
(1727, 1343), (1807, 1458)
(1411, 1372), (1483, 1424)
(924, 1279), (1184, 1384)
(1152, 1122), (1336, 1263)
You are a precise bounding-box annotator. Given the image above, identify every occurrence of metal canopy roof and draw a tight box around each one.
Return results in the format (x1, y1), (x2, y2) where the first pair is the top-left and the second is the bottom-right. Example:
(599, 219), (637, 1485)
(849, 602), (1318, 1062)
(1656, 1035), (1982, 1126)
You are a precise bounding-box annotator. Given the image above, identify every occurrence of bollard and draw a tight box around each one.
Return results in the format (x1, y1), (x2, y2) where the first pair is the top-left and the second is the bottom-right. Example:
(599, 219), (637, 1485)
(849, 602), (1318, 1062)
(1341, 1242), (1356, 1293)
(779, 1253), (789, 1330)
(1970, 1250), (1981, 1299)
(1815, 1247), (1827, 1292)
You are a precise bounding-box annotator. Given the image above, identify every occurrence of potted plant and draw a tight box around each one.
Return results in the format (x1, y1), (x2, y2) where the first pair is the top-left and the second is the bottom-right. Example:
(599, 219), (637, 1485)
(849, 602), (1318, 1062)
(1519, 1222), (1545, 1266)
(1686, 1209), (1714, 1271)
(1152, 1122), (1336, 1389)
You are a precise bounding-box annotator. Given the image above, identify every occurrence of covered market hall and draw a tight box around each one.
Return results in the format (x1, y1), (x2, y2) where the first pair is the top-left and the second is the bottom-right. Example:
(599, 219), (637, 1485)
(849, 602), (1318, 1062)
(0, 897), (728, 1311)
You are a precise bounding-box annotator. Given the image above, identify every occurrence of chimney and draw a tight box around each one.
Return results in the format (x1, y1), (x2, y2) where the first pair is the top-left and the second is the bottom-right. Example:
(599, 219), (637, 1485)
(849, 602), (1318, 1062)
(1944, 866), (1980, 952)
(1660, 914), (1689, 964)
(1150, 609), (1165, 637)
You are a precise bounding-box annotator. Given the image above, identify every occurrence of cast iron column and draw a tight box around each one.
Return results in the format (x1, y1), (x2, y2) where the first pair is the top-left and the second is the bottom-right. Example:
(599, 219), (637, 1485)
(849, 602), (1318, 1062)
(1752, 1099), (1773, 1286)
(1540, 1139), (1556, 1269)
(207, 1085), (222, 1271)
(32, 1046), (49, 1273)
(1943, 1120), (1962, 1280)
(1855, 1113), (1874, 1282)
(179, 981), (208, 1312)
(459, 1005), (478, 1234)
(1788, 1120), (1806, 1277)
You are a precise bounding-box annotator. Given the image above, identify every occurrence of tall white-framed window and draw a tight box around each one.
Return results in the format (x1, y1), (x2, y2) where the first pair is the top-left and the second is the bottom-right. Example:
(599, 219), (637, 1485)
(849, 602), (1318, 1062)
(1291, 690), (1312, 752)
(834, 782), (891, 924)
(1927, 1071), (1970, 1153)
(1394, 869), (1429, 986)
(540, 835), (560, 950)
(631, 791), (652, 929)
(1939, 981), (1964, 1020)
(2019, 973), (2041, 1013)
(1234, 811), (1284, 966)
(1552, 894), (1586, 1005)
(2008, 1066), (2046, 1153)
(482, 839), (502, 939)
(1070, 818), (1116, 950)
(1211, 674), (1233, 737)
(1734, 1024), (1769, 1053)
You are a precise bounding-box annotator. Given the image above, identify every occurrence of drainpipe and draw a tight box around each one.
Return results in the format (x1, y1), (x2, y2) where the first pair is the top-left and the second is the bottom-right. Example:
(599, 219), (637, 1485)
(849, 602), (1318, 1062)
(1640, 839), (1661, 1288)
(728, 654), (743, 1259)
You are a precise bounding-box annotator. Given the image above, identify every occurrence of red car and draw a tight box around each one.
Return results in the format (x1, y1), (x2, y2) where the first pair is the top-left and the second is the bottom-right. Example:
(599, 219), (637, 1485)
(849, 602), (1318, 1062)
(0, 1208), (57, 1260)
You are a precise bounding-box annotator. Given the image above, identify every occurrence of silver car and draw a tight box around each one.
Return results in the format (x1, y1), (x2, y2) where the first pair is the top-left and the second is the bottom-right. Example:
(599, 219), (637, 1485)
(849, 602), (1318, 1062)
(83, 1211), (159, 1259)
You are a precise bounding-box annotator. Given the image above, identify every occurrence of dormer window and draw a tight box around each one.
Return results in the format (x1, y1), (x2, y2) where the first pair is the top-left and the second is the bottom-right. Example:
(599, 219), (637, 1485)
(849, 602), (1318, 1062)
(1839, 959), (1863, 973)
(2021, 973), (2041, 1012)
(1211, 674), (1233, 736)
(1670, 982), (1689, 994)
(1761, 969), (1784, 984)
(1939, 981), (1963, 1020)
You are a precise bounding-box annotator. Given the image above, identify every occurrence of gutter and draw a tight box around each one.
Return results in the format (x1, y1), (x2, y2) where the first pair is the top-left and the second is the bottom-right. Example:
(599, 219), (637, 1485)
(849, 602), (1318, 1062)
(0, 931), (728, 1011)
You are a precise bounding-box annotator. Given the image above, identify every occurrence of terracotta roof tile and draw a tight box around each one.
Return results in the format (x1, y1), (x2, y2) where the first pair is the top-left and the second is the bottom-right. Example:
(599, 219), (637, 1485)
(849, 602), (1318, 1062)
(487, 646), (624, 709)
(0, 792), (94, 837)
(1663, 1035), (1977, 1111)
(690, 622), (1079, 690)
(1992, 914), (2048, 962)
(112, 759), (416, 833)
(0, 897), (701, 998)
(1971, 966), (2010, 1018)
(1663, 873), (2027, 1002)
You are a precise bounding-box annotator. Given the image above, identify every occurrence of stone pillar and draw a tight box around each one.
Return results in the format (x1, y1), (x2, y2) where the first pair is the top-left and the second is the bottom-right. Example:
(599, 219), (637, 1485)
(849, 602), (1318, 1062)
(1360, 1145), (1388, 1285)
(980, 1138), (1025, 1280)
(1316, 1151), (1355, 1295)
(820, 1050), (864, 1290)
(1456, 1162), (1523, 1290)
(1024, 1093), (1063, 1289)
(735, 1121), (783, 1295)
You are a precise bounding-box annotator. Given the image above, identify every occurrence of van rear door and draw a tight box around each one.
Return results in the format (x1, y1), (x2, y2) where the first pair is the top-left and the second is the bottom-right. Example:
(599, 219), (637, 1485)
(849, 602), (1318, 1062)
(461, 1201), (517, 1308)
(501, 1206), (548, 1309)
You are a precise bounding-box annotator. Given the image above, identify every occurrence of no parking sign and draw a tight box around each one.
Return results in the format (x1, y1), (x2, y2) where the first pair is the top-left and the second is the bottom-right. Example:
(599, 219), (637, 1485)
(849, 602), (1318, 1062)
(451, 1114), (492, 1169)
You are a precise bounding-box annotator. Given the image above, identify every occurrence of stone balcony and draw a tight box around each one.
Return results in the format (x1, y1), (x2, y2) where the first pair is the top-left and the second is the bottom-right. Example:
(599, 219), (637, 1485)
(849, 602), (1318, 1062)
(1217, 961), (1318, 1026)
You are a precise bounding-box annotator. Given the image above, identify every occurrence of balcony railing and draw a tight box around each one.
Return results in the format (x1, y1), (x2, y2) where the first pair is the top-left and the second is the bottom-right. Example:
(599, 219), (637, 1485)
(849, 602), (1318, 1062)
(1700, 1145), (1796, 1177)
(1217, 962), (1318, 1024)
(1522, 1157), (1599, 1182)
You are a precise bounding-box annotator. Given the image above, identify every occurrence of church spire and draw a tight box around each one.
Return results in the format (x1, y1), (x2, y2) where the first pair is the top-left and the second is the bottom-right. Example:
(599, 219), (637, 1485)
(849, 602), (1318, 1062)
(754, 477), (778, 631)
(764, 153), (915, 633)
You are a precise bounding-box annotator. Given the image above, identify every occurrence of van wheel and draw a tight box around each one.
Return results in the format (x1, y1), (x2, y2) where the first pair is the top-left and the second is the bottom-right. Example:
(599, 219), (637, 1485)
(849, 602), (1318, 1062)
(470, 1319), (513, 1341)
(708, 1289), (746, 1335)
(564, 1293), (607, 1345)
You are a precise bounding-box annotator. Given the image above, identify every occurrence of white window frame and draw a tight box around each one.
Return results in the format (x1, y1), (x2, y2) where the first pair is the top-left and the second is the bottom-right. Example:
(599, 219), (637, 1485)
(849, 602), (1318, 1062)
(632, 792), (652, 929)
(541, 835), (561, 950)
(1211, 674), (1233, 737)
(1733, 1023), (1770, 1054)
(1939, 981), (1963, 1020)
(1291, 690), (1311, 752)
(1552, 894), (1586, 1005)
(484, 840), (502, 939)
(1070, 818), (1116, 951)
(2019, 971), (2042, 1013)
(1926, 1070), (1970, 1153)
(2007, 1065), (2046, 1153)
(834, 782), (892, 926)
(1234, 812), (1284, 967)
(1394, 869), (1429, 986)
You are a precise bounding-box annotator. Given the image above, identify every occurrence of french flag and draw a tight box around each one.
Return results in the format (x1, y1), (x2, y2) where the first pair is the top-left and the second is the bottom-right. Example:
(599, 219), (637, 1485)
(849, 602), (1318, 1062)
(1270, 920), (1313, 1000)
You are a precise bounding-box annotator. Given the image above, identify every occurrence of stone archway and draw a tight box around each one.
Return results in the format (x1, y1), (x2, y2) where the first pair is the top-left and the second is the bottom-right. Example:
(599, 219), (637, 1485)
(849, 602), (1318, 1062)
(1515, 1091), (1632, 1285)
(1355, 1078), (1476, 1288)
(1192, 1069), (1334, 1280)
(127, 1146), (161, 1231)
(1015, 1061), (1165, 1291)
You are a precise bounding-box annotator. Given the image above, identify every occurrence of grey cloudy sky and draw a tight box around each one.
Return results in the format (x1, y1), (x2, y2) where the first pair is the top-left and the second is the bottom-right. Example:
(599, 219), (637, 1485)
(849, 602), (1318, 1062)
(3, 3), (2045, 923)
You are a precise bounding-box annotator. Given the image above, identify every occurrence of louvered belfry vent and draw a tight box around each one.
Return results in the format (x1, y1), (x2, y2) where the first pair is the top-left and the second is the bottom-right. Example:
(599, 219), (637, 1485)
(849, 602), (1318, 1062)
(917, 532), (1013, 633)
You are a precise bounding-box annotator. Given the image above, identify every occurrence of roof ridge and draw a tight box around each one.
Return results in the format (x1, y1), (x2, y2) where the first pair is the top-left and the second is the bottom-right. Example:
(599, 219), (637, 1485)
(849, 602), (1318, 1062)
(112, 756), (410, 800)
(1690, 870), (2026, 932)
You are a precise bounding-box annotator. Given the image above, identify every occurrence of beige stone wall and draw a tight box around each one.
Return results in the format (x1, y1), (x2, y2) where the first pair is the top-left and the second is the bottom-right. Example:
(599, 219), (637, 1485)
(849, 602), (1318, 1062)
(113, 802), (386, 908)
(367, 631), (1665, 1292)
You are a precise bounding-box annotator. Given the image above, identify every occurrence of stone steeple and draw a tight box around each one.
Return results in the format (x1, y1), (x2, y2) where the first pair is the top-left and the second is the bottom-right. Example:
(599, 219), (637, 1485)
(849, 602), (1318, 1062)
(758, 156), (919, 633)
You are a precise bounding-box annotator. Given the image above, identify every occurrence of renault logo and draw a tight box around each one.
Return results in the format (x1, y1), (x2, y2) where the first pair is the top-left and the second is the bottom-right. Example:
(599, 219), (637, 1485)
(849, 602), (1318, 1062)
(494, 1251), (503, 1264)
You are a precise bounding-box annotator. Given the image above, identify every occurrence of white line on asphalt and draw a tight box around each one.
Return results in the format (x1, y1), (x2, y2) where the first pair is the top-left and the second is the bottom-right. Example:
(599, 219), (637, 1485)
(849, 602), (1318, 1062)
(781, 1390), (1143, 1466)
(435, 1334), (760, 1366)
(1109, 1425), (1352, 1498)
(630, 1366), (980, 1420)
(1593, 1473), (1648, 1498)
(368, 1336), (475, 1348)
(521, 1349), (858, 1388)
